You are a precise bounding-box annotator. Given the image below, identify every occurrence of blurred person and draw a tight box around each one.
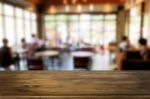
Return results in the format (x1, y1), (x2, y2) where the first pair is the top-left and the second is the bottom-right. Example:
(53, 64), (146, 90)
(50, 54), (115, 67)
(36, 39), (47, 52)
(31, 34), (39, 46)
(45, 39), (51, 49)
(19, 38), (29, 64)
(21, 38), (28, 49)
(117, 36), (131, 70)
(117, 36), (134, 70)
(100, 45), (105, 55)
(0, 39), (13, 69)
(27, 34), (39, 57)
(56, 38), (63, 47)
(138, 38), (149, 59)
(119, 36), (131, 52)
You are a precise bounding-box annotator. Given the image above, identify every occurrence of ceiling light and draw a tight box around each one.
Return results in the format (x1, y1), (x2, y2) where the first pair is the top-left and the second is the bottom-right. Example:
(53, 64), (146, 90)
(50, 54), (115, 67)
(26, 7), (34, 12)
(65, 5), (70, 12)
(89, 4), (94, 11)
(49, 6), (56, 14)
(63, 0), (67, 5)
(77, 5), (82, 12)
(83, 0), (88, 2)
(104, 4), (112, 13)
(72, 0), (77, 4)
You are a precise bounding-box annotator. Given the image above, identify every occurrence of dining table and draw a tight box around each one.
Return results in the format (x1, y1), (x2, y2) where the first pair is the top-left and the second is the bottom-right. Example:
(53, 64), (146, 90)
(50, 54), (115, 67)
(71, 51), (95, 58)
(35, 50), (59, 57)
(35, 50), (60, 70)
(71, 51), (95, 69)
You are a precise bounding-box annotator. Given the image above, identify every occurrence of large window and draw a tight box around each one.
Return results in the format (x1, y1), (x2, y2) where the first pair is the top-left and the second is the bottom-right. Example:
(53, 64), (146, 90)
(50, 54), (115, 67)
(45, 15), (57, 46)
(104, 15), (116, 46)
(143, 14), (149, 39)
(129, 5), (142, 48)
(91, 15), (104, 45)
(0, 3), (4, 46)
(56, 15), (68, 44)
(5, 16), (15, 46)
(4, 4), (15, 46)
(31, 13), (37, 35)
(79, 14), (91, 43)
(143, 2), (149, 43)
(44, 14), (117, 47)
(25, 11), (31, 42)
(69, 15), (79, 44)
(0, 2), (37, 49)
(16, 8), (24, 46)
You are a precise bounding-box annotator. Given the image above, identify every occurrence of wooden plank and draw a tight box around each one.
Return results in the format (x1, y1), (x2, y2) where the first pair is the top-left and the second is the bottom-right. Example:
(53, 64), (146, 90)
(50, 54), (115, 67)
(1, 96), (150, 99)
(0, 71), (150, 96)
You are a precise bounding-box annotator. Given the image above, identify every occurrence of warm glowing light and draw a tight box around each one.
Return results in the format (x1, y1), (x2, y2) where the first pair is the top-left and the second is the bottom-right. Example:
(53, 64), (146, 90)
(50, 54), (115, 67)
(26, 7), (34, 12)
(77, 5), (82, 12)
(130, 7), (139, 16)
(83, 0), (88, 2)
(63, 0), (67, 4)
(72, 0), (77, 4)
(89, 4), (94, 11)
(104, 4), (112, 13)
(65, 5), (70, 12)
(49, 6), (56, 14)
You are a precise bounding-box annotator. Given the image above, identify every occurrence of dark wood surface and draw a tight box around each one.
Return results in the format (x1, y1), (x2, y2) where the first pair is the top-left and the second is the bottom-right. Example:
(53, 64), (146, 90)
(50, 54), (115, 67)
(0, 71), (150, 98)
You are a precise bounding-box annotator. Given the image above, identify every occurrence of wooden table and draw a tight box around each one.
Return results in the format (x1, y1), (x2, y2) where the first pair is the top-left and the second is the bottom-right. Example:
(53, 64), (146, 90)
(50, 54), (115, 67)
(71, 51), (94, 58)
(35, 50), (59, 57)
(108, 44), (118, 63)
(0, 71), (150, 98)
(71, 51), (94, 69)
(35, 51), (60, 70)
(16, 49), (27, 54)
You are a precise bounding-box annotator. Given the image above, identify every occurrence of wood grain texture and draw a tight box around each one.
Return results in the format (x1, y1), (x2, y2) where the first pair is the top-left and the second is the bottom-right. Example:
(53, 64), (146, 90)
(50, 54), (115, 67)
(0, 71), (150, 98)
(1, 96), (150, 99)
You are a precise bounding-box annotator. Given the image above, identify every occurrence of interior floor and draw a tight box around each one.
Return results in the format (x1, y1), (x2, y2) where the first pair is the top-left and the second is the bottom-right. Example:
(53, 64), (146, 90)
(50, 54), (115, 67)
(0, 51), (117, 71)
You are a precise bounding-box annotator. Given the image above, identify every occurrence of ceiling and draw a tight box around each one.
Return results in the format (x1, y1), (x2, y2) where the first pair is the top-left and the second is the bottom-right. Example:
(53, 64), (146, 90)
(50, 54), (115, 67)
(24, 0), (126, 13)
(26, 0), (126, 6)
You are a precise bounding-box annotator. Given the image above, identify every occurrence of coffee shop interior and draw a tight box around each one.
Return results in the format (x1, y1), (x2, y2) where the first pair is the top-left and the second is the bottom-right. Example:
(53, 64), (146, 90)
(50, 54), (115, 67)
(0, 0), (150, 71)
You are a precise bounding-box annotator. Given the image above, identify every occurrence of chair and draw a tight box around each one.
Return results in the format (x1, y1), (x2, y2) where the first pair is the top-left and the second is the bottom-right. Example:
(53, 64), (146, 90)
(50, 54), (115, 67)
(13, 52), (20, 70)
(122, 59), (150, 70)
(125, 50), (142, 60)
(74, 57), (91, 70)
(27, 58), (44, 70)
(76, 47), (95, 54)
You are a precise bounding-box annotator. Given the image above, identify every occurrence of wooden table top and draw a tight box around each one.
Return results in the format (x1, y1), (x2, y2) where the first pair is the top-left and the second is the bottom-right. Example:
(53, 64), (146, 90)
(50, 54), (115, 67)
(35, 50), (59, 57)
(15, 49), (27, 54)
(71, 51), (94, 57)
(0, 71), (150, 98)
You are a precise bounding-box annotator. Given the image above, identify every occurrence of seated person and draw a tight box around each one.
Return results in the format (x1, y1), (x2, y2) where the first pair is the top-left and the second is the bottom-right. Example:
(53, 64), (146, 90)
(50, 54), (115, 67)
(36, 41), (47, 52)
(21, 38), (28, 49)
(138, 38), (149, 59)
(20, 38), (29, 60)
(27, 35), (39, 58)
(117, 38), (149, 70)
(119, 36), (132, 52)
(117, 36), (135, 70)
(31, 34), (39, 46)
(0, 39), (13, 69)
(117, 36), (130, 70)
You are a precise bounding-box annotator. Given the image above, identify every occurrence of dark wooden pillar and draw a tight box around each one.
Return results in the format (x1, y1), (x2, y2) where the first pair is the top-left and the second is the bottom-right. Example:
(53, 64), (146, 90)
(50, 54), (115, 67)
(36, 6), (45, 39)
(140, 2), (145, 38)
(124, 10), (130, 36)
(117, 5), (126, 44)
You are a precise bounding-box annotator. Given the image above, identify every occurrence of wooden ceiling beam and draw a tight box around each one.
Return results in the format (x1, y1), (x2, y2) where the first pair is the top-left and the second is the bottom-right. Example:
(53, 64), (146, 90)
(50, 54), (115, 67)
(25, 0), (125, 12)
(26, 0), (125, 6)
